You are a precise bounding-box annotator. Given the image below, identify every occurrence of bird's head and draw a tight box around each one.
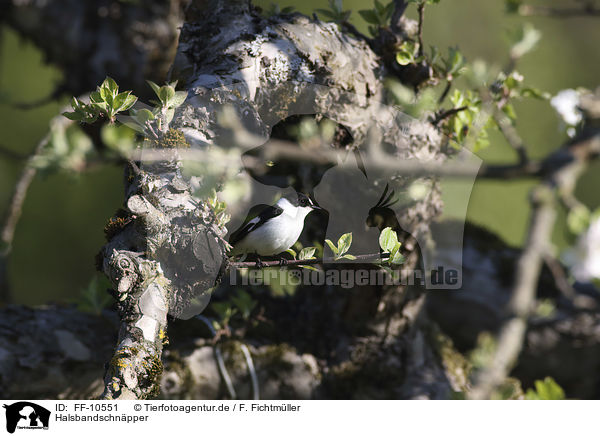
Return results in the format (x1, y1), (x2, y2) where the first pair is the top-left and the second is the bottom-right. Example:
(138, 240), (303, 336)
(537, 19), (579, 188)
(278, 192), (321, 218)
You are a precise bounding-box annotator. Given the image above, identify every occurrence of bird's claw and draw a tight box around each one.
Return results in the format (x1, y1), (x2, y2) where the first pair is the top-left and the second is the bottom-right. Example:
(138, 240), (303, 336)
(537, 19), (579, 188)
(278, 257), (289, 267)
(255, 257), (265, 269)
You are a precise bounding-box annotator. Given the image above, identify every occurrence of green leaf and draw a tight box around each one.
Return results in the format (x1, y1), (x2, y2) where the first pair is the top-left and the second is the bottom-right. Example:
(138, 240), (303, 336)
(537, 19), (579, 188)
(341, 254), (357, 260)
(101, 77), (119, 96)
(379, 227), (398, 252)
(285, 248), (297, 258)
(337, 233), (352, 255)
(112, 91), (131, 111)
(525, 377), (565, 400)
(90, 91), (104, 104)
(325, 239), (339, 256)
(170, 90), (188, 108)
(62, 111), (84, 121)
(502, 103), (517, 122)
(316, 9), (336, 19)
(159, 86), (176, 106)
(104, 92), (114, 108)
(70, 96), (82, 110)
(134, 108), (155, 123)
(396, 41), (417, 66)
(91, 101), (108, 112)
(99, 86), (109, 101)
(390, 250), (405, 265)
(230, 289), (257, 319)
(299, 247), (316, 260)
(165, 107), (175, 125)
(567, 204), (591, 235)
(520, 87), (550, 100)
(147, 80), (161, 97)
(396, 51), (413, 66)
(446, 47), (466, 76)
(359, 9), (379, 24)
(505, 0), (522, 13)
(120, 94), (138, 111)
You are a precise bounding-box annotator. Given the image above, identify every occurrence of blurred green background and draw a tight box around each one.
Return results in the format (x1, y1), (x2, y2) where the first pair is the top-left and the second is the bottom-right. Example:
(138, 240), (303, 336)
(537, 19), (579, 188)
(0, 0), (598, 305)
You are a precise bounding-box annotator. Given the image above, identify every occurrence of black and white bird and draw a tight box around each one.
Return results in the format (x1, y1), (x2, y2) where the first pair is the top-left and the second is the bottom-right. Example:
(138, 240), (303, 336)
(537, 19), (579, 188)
(229, 193), (321, 257)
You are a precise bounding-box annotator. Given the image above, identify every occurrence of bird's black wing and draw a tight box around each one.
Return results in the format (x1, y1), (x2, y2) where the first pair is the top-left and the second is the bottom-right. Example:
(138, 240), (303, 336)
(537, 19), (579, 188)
(229, 203), (284, 246)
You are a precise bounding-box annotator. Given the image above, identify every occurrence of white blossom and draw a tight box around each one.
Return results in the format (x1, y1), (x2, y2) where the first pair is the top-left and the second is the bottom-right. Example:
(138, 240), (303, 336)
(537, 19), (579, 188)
(569, 217), (600, 282)
(551, 89), (582, 126)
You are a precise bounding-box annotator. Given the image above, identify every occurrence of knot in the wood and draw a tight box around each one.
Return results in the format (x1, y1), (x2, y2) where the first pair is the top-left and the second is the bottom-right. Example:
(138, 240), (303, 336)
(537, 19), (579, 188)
(106, 250), (141, 298)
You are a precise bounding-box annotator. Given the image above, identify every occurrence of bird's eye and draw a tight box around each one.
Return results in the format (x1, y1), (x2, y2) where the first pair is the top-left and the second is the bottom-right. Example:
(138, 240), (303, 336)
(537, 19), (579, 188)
(299, 197), (308, 206)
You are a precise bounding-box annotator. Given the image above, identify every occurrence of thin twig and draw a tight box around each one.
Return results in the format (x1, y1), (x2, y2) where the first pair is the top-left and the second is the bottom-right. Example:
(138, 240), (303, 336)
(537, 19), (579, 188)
(342, 22), (372, 44)
(214, 345), (237, 399)
(240, 343), (260, 400)
(468, 184), (557, 400)
(196, 315), (237, 399)
(493, 111), (529, 165)
(468, 123), (596, 399)
(543, 254), (576, 300)
(230, 252), (389, 269)
(432, 106), (468, 125)
(0, 145), (27, 161)
(438, 81), (452, 104)
(0, 134), (51, 302)
(416, 2), (426, 57)
(390, 0), (408, 33)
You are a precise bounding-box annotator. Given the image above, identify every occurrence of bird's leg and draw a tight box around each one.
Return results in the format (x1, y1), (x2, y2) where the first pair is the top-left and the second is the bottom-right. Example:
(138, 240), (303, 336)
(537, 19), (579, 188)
(254, 256), (265, 269)
(278, 256), (289, 267)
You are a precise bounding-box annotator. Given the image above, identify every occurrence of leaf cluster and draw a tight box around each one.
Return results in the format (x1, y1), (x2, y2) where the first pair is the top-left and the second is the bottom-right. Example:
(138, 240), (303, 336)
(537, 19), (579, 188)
(63, 77), (137, 123)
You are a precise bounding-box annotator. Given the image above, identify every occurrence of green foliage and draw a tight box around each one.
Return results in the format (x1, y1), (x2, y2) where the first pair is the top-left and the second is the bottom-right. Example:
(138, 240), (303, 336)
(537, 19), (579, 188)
(440, 47), (466, 79)
(316, 0), (351, 23)
(379, 227), (404, 265)
(396, 41), (419, 66)
(534, 299), (556, 319)
(468, 332), (497, 370)
(262, 3), (295, 16)
(298, 246), (316, 260)
(63, 77), (137, 123)
(208, 190), (230, 227)
(386, 80), (438, 118)
(209, 289), (258, 331)
(132, 80), (188, 135)
(101, 123), (137, 157)
(230, 289), (257, 320)
(325, 232), (356, 260)
(211, 301), (237, 331)
(525, 377), (566, 400)
(359, 0), (394, 36)
(566, 204), (591, 235)
(76, 275), (113, 315)
(505, 0), (523, 13)
(33, 123), (95, 173)
(445, 89), (490, 150)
